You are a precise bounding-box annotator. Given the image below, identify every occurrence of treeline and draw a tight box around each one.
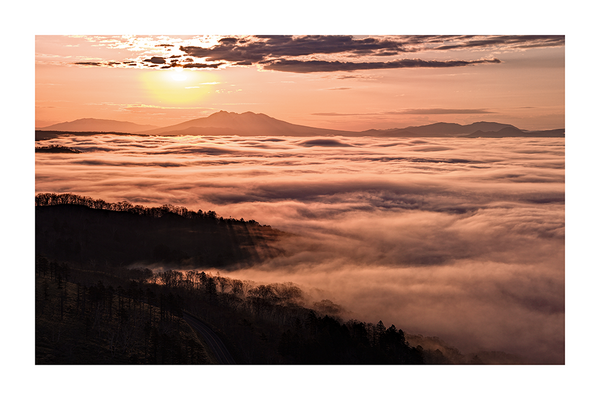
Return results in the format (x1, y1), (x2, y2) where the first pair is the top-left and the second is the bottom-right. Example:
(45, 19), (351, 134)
(36, 254), (436, 364)
(35, 192), (262, 225)
(149, 269), (424, 364)
(35, 144), (81, 153)
(34, 194), (452, 364)
(35, 198), (283, 270)
(35, 257), (209, 364)
(35, 130), (135, 141)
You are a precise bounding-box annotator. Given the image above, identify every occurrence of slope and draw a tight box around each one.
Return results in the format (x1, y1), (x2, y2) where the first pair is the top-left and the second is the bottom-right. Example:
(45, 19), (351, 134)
(35, 197), (286, 271)
(40, 118), (160, 133)
(141, 110), (356, 136)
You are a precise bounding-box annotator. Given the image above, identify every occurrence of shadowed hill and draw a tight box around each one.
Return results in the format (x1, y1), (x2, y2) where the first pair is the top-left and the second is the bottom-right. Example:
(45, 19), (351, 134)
(365, 121), (518, 137)
(35, 193), (521, 365)
(140, 110), (358, 136)
(466, 127), (565, 138)
(35, 130), (142, 141)
(35, 144), (81, 153)
(35, 193), (286, 271)
(36, 112), (565, 139)
(39, 118), (159, 133)
(364, 122), (564, 137)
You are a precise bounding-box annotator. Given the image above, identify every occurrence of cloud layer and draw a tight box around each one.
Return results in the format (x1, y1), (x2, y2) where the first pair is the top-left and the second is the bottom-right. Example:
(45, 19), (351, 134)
(35, 133), (565, 363)
(62, 35), (564, 73)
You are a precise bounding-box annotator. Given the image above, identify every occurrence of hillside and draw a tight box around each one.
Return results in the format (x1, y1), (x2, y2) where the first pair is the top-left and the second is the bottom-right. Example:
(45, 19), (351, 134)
(35, 112), (565, 138)
(140, 110), (355, 137)
(40, 118), (159, 133)
(35, 130), (142, 141)
(36, 273), (212, 364)
(466, 127), (565, 138)
(34, 194), (427, 364)
(35, 144), (81, 153)
(367, 121), (531, 137)
(35, 193), (285, 271)
(35, 193), (521, 365)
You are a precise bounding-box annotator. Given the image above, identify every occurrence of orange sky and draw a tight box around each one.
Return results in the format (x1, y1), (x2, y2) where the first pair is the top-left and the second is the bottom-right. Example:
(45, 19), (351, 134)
(35, 35), (564, 131)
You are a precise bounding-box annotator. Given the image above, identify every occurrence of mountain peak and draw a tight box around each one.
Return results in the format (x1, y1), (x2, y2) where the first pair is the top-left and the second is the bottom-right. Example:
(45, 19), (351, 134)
(40, 118), (160, 133)
(140, 110), (351, 136)
(38, 112), (564, 138)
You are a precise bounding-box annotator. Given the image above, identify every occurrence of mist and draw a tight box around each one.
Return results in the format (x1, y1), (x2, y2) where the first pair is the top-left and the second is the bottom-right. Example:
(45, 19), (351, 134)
(35, 134), (564, 363)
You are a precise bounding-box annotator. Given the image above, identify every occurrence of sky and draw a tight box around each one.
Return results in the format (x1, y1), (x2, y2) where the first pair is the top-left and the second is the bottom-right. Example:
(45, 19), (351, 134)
(11, 0), (599, 397)
(35, 35), (565, 131)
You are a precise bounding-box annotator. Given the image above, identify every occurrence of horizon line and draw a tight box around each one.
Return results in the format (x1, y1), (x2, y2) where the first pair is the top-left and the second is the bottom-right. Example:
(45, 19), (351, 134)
(35, 110), (566, 132)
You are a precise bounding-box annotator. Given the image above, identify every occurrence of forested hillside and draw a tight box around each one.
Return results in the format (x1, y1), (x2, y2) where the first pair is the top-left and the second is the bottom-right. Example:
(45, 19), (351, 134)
(36, 193), (285, 271)
(36, 254), (428, 364)
(36, 268), (211, 364)
(35, 194), (482, 364)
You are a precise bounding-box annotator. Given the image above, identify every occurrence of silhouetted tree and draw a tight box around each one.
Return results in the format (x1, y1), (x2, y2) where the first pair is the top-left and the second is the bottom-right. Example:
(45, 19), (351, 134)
(36, 256), (49, 277)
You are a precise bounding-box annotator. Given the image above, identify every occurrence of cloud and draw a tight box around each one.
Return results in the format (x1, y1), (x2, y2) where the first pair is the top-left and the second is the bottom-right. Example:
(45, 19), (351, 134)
(64, 35), (564, 73)
(179, 35), (563, 65)
(390, 108), (495, 115)
(260, 58), (501, 73)
(173, 35), (558, 72)
(144, 56), (166, 64)
(72, 159), (187, 168)
(313, 109), (494, 117)
(118, 103), (215, 113)
(73, 60), (136, 68)
(182, 62), (224, 69)
(299, 139), (353, 147)
(430, 35), (565, 51)
(35, 134), (565, 363)
(312, 112), (374, 116)
(74, 61), (102, 66)
(180, 35), (412, 63)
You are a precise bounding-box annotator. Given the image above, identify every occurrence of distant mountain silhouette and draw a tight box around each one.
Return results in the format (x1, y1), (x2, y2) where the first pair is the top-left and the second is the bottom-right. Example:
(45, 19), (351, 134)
(36, 112), (565, 138)
(466, 127), (565, 138)
(141, 111), (356, 137)
(40, 118), (159, 133)
(35, 144), (81, 153)
(364, 121), (521, 137)
(143, 112), (564, 138)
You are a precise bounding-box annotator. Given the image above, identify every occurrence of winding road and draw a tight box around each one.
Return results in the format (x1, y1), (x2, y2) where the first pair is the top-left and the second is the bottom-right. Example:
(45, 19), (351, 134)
(182, 311), (237, 365)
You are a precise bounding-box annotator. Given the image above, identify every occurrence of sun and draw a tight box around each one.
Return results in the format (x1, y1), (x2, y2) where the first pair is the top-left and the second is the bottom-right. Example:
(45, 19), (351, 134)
(168, 68), (188, 81)
(140, 69), (213, 105)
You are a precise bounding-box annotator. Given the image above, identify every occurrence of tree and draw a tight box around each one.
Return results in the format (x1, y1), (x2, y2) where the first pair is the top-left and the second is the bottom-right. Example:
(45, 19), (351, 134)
(36, 256), (49, 277)
(206, 277), (217, 301)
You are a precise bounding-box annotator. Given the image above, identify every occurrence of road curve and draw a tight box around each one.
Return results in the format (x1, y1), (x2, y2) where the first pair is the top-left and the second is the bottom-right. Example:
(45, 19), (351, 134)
(182, 311), (236, 365)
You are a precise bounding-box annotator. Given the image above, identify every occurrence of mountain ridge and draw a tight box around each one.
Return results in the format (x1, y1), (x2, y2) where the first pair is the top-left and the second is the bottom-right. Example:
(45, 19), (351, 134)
(367, 121), (521, 137)
(40, 118), (159, 133)
(140, 110), (354, 137)
(38, 111), (565, 138)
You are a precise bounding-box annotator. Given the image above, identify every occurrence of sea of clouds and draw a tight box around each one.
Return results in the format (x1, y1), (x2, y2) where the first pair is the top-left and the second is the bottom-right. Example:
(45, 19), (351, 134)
(35, 134), (565, 363)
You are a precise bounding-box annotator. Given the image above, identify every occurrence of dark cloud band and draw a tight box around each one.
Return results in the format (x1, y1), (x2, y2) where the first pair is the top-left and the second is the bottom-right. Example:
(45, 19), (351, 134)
(260, 58), (501, 73)
(71, 35), (563, 72)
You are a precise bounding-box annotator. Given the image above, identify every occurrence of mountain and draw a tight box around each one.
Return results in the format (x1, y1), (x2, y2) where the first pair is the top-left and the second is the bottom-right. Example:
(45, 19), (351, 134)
(140, 111), (356, 137)
(141, 112), (564, 138)
(466, 127), (565, 138)
(364, 121), (521, 137)
(37, 113), (565, 138)
(40, 118), (160, 133)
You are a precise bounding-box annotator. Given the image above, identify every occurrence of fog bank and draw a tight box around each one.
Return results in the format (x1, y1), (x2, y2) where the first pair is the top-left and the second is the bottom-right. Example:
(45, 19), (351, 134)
(36, 134), (564, 363)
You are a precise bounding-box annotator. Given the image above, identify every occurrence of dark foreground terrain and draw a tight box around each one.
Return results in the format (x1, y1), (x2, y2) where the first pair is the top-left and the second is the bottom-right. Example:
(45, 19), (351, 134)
(36, 193), (284, 271)
(35, 193), (515, 364)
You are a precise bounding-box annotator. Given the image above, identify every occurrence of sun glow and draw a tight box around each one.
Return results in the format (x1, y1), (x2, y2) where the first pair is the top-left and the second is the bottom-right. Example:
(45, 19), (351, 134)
(169, 68), (189, 81)
(140, 69), (215, 105)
